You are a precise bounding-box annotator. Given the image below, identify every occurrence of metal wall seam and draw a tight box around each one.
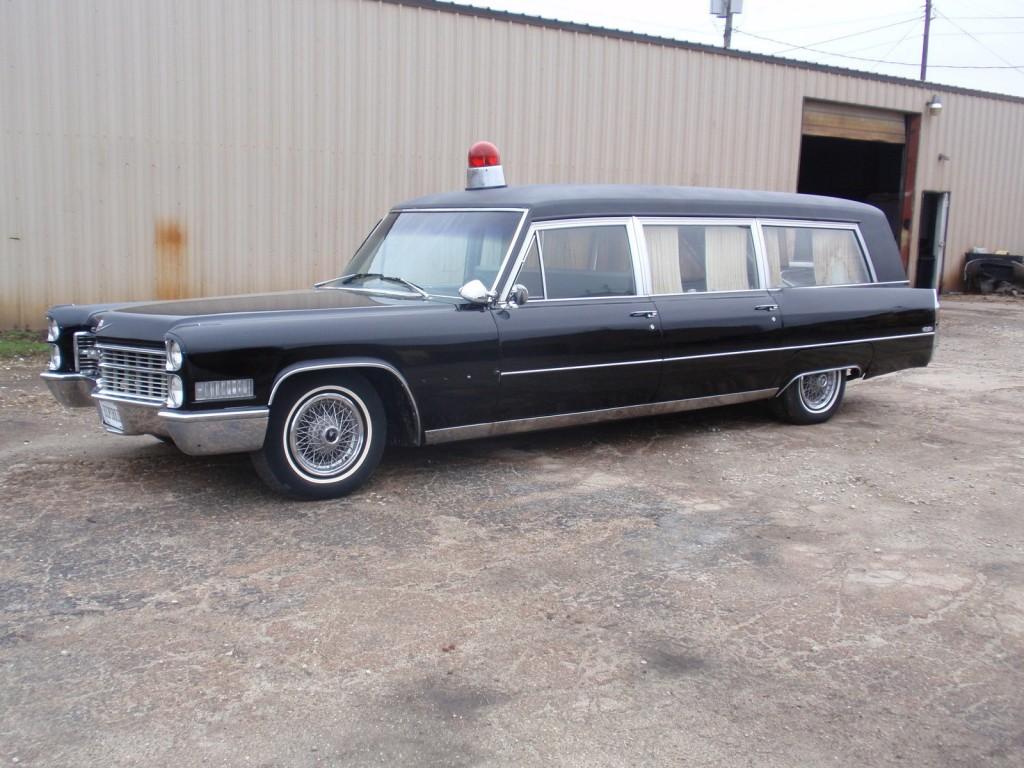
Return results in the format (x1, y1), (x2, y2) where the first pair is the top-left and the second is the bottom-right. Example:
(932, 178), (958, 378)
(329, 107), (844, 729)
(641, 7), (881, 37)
(2, 0), (1024, 327)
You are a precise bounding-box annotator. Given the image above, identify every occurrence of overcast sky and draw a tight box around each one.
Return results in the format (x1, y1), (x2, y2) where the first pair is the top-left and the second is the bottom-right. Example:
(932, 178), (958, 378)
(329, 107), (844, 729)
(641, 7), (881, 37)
(449, 0), (1024, 97)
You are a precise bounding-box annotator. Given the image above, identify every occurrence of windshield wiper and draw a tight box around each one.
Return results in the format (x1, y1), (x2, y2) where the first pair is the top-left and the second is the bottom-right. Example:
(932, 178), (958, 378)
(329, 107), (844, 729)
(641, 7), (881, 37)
(325, 273), (429, 298)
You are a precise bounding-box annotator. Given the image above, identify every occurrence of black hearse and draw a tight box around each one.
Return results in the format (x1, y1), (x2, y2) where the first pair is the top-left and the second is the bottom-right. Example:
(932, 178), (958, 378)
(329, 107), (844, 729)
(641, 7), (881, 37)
(42, 143), (937, 498)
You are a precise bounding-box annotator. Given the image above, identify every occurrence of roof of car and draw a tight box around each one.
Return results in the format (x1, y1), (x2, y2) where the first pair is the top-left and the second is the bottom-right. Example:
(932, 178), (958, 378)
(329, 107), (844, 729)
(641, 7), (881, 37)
(394, 184), (881, 223)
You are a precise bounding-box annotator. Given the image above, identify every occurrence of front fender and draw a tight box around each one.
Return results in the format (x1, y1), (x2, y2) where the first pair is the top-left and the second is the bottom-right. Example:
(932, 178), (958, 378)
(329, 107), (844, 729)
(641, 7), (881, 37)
(269, 357), (422, 441)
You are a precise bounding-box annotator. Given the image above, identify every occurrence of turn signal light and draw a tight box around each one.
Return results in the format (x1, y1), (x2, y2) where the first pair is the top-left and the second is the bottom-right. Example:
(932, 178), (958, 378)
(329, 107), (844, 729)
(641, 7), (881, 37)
(195, 378), (254, 402)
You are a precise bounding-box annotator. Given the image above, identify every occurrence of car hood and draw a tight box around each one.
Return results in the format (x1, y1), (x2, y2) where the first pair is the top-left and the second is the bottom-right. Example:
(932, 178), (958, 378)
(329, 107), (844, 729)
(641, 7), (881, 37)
(93, 289), (453, 343)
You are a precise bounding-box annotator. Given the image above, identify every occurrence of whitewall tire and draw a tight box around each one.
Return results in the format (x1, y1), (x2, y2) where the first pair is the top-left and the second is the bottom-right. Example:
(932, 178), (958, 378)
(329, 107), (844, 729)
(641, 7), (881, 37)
(252, 372), (386, 499)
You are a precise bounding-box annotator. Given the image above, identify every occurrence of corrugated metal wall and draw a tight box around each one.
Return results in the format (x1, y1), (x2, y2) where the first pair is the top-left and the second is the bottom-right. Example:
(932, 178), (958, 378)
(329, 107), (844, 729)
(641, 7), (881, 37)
(3, 0), (1023, 327)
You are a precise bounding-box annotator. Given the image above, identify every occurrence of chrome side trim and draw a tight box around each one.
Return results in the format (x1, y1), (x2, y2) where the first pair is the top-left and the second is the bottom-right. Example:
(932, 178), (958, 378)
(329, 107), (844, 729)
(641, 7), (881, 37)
(500, 332), (935, 377)
(268, 358), (422, 441)
(503, 358), (661, 377)
(782, 280), (910, 289)
(776, 366), (863, 397)
(424, 388), (778, 445)
(662, 331), (935, 364)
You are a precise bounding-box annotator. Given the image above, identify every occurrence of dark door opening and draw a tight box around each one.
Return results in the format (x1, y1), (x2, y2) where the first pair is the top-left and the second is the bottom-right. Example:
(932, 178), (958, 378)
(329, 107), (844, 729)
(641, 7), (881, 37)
(915, 191), (950, 290)
(797, 135), (905, 240)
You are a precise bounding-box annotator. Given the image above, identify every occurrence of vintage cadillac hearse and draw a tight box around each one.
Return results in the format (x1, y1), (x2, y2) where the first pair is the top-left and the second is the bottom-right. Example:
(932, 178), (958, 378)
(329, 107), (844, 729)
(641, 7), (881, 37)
(42, 143), (936, 498)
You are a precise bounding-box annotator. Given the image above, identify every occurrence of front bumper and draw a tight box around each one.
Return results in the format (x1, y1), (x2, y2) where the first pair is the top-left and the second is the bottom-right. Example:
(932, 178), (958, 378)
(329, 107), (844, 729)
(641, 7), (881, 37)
(92, 393), (269, 456)
(41, 372), (97, 408)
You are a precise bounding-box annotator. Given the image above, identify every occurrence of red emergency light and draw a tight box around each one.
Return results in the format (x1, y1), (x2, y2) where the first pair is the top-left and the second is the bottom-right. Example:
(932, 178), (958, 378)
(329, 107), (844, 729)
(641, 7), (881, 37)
(466, 141), (506, 190)
(468, 141), (501, 167)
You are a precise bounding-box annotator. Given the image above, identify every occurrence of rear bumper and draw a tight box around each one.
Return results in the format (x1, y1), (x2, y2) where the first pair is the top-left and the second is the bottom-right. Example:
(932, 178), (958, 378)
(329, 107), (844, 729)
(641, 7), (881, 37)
(92, 393), (269, 455)
(41, 372), (97, 408)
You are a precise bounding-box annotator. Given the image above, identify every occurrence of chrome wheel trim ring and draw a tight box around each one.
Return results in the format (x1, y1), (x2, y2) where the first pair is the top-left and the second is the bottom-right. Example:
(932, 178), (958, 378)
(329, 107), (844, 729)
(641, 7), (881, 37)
(283, 386), (371, 484)
(797, 370), (841, 413)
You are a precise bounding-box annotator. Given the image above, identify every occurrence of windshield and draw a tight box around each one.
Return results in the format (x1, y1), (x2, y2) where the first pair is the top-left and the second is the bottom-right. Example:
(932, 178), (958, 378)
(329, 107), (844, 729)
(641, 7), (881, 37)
(323, 210), (522, 297)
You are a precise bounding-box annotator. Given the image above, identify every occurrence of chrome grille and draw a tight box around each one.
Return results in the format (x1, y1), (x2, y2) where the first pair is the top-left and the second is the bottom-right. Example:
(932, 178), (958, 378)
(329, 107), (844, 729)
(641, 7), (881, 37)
(74, 332), (99, 377)
(97, 343), (168, 403)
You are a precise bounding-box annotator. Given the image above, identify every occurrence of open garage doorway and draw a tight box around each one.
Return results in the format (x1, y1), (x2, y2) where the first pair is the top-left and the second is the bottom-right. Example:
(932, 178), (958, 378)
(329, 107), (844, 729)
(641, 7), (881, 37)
(798, 100), (918, 269)
(798, 136), (903, 235)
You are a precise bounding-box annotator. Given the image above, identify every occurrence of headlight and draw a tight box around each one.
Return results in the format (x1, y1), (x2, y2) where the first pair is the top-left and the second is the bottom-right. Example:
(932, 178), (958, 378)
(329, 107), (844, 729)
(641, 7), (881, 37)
(166, 375), (184, 408)
(47, 317), (60, 342)
(48, 345), (62, 371)
(165, 339), (183, 371)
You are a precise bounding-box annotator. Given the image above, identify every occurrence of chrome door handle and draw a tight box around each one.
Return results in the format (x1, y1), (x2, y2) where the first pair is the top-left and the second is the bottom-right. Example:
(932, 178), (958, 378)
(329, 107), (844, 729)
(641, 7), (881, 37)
(630, 310), (658, 318)
(753, 304), (779, 312)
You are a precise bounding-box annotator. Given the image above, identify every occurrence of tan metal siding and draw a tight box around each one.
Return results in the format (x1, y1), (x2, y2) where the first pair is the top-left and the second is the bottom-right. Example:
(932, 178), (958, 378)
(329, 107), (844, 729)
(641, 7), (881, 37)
(2, 0), (1024, 327)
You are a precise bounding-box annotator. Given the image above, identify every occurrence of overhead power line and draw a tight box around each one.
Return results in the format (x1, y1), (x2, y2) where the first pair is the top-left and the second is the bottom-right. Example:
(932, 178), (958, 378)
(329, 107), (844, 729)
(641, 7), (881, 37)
(944, 16), (1024, 21)
(732, 28), (1024, 69)
(771, 16), (921, 54)
(753, 10), (924, 35)
(935, 10), (1024, 74)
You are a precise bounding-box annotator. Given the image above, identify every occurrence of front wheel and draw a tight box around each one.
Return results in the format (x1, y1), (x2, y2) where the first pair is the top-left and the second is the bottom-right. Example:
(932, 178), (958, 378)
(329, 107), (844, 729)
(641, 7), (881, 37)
(773, 370), (846, 425)
(251, 372), (386, 499)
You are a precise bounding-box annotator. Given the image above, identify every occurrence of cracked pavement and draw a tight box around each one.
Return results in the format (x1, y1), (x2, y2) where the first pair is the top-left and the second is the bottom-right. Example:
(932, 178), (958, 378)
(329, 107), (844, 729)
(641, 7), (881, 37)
(1, 297), (1023, 767)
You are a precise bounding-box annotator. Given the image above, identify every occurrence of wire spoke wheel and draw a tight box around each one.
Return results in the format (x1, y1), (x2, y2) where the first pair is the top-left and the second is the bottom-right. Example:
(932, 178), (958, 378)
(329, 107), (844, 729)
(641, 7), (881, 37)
(287, 391), (367, 478)
(798, 370), (841, 413)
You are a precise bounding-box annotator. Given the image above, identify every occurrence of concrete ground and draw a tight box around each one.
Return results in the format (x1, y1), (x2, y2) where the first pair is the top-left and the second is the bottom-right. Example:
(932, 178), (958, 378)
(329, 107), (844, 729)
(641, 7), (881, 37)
(1, 297), (1022, 767)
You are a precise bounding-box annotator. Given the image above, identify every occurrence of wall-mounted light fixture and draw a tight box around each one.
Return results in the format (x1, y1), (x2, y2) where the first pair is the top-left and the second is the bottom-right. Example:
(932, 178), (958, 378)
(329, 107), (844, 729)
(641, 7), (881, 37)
(927, 95), (943, 115)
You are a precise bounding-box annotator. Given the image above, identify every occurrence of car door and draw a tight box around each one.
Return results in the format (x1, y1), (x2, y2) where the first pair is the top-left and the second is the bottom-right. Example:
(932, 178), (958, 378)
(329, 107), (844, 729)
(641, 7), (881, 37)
(759, 220), (933, 379)
(493, 219), (663, 421)
(639, 219), (787, 401)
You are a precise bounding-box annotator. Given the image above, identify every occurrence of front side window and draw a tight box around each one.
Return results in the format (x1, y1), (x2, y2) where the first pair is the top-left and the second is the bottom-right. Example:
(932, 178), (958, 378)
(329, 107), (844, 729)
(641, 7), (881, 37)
(644, 224), (758, 294)
(327, 210), (522, 296)
(515, 238), (545, 299)
(762, 225), (871, 287)
(514, 224), (635, 300)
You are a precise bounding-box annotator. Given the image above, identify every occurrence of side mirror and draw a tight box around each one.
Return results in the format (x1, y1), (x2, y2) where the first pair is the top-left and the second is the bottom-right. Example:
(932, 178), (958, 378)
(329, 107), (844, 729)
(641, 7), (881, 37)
(458, 279), (494, 305)
(508, 284), (529, 307)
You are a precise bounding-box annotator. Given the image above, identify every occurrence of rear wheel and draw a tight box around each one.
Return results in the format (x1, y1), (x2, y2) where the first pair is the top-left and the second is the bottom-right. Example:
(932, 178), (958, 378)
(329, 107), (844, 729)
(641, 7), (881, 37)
(251, 372), (386, 499)
(774, 370), (846, 425)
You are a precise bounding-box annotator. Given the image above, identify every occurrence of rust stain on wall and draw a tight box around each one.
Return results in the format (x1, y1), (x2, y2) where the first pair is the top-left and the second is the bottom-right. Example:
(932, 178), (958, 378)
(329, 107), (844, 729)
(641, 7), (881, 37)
(155, 220), (187, 300)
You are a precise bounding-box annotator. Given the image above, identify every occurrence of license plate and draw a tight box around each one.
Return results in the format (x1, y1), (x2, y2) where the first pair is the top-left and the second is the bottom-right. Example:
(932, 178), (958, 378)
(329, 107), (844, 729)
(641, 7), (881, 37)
(100, 402), (123, 431)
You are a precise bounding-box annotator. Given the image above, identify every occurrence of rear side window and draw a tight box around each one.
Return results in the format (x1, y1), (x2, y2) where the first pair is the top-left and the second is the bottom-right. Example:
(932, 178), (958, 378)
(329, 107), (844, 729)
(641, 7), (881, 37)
(644, 224), (758, 294)
(762, 226), (871, 287)
(514, 224), (636, 300)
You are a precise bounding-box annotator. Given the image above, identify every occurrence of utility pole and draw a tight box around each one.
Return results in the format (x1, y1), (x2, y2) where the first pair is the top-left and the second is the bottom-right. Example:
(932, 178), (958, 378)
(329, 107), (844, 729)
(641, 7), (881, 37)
(711, 1), (741, 49)
(920, 0), (932, 81)
(723, 0), (734, 49)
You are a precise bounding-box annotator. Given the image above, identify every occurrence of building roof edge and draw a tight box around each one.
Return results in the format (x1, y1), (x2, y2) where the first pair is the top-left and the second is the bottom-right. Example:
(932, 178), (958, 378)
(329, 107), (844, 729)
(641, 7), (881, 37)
(379, 0), (1024, 106)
